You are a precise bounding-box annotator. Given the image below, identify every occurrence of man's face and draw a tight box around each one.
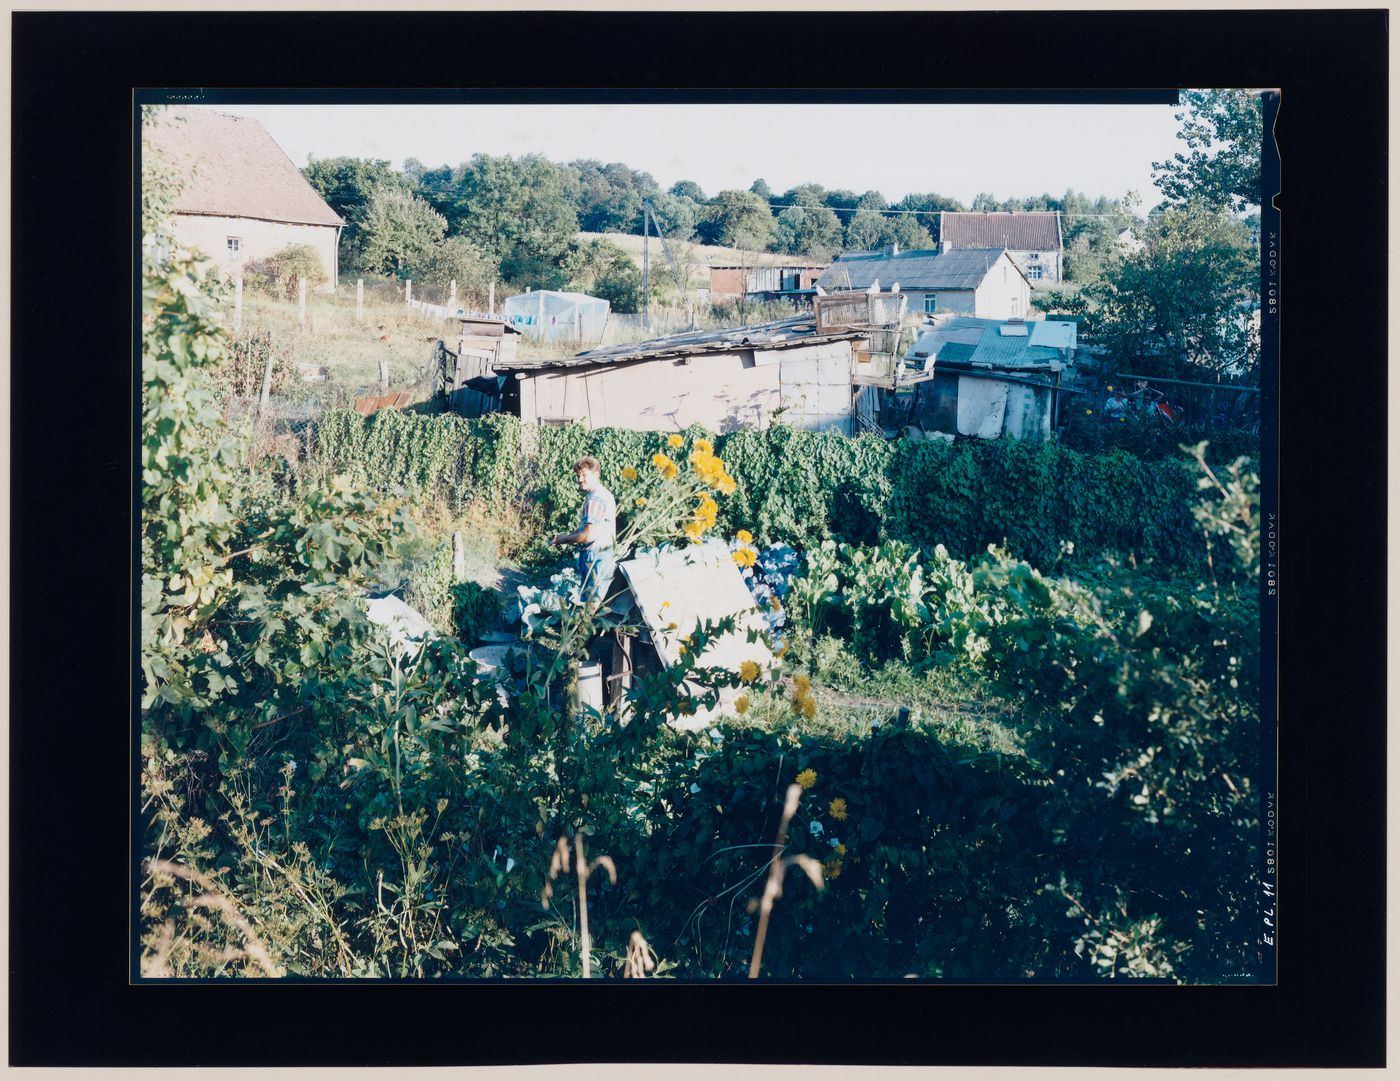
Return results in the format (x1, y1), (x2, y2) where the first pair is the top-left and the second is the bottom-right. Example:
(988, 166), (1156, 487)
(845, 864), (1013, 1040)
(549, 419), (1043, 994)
(576, 469), (597, 492)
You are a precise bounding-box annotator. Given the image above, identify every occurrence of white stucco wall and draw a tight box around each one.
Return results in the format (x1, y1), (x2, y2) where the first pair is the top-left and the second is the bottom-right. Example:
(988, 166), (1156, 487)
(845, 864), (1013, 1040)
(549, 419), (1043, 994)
(1007, 249), (1062, 284)
(905, 289), (975, 317)
(972, 255), (1032, 319)
(173, 213), (339, 291)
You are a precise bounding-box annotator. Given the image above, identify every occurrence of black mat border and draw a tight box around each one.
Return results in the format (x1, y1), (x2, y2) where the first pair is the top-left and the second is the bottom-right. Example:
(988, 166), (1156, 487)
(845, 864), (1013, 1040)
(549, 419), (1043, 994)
(10, 8), (1386, 1069)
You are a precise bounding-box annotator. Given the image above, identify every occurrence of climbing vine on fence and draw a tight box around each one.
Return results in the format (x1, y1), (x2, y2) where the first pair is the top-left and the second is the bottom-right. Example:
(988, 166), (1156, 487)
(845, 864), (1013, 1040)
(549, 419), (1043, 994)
(314, 410), (1248, 572)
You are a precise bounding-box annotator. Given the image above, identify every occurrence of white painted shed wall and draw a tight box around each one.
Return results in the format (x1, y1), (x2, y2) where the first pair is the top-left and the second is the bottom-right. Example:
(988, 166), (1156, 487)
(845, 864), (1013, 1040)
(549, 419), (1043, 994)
(517, 340), (855, 434)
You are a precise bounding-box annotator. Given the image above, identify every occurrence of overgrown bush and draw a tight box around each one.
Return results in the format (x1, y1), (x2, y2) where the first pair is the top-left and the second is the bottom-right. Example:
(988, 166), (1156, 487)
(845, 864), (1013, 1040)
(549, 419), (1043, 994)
(247, 243), (328, 300)
(316, 411), (1236, 573)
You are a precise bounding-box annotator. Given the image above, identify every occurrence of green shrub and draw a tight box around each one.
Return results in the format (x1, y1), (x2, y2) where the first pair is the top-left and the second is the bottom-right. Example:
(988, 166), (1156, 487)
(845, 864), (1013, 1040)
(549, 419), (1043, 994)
(315, 412), (1243, 573)
(248, 243), (328, 300)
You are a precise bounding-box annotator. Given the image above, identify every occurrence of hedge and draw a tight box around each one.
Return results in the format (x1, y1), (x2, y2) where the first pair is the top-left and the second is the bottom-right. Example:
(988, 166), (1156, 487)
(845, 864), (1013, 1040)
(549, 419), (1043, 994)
(315, 410), (1237, 572)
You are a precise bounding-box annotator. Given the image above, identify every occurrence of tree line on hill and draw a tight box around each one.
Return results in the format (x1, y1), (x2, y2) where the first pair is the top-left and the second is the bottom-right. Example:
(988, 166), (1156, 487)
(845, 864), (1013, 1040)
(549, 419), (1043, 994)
(301, 90), (1263, 381)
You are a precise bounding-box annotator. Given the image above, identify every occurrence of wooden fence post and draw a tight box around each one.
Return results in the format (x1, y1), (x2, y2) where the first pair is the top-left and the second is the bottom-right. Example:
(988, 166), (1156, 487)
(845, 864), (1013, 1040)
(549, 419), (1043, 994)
(355, 278), (364, 321)
(233, 274), (243, 332)
(297, 276), (307, 328)
(452, 531), (467, 580)
(378, 357), (390, 394)
(405, 279), (412, 308)
(258, 347), (275, 419)
(449, 279), (457, 311)
(488, 280), (495, 313)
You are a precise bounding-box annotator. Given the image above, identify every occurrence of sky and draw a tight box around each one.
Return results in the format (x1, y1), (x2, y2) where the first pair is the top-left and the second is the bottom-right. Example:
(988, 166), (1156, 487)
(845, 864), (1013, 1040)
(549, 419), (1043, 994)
(198, 102), (1187, 208)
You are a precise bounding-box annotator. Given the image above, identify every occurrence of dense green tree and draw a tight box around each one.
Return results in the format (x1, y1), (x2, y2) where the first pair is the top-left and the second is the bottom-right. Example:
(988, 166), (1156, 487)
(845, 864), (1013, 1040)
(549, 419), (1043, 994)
(1152, 90), (1263, 212)
(775, 182), (827, 211)
(669, 179), (707, 203)
(772, 205), (844, 259)
(822, 188), (860, 227)
(749, 178), (773, 200)
(423, 154), (579, 285)
(409, 236), (498, 303)
(648, 191), (701, 242)
(302, 157), (413, 272)
(569, 159), (660, 234)
(698, 189), (776, 250)
(560, 236), (644, 312)
(1087, 201), (1256, 379)
(890, 192), (964, 244)
(357, 188), (448, 277)
(844, 209), (889, 251)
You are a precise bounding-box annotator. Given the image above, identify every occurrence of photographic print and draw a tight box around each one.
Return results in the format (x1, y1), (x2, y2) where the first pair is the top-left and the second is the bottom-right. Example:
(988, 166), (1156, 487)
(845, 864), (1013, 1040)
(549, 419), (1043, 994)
(136, 90), (1274, 986)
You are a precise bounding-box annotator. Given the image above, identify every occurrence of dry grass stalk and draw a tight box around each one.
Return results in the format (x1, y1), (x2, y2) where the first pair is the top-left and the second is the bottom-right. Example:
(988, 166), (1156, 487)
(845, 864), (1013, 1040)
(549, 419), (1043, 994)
(145, 858), (283, 978)
(624, 930), (657, 978)
(540, 832), (617, 978)
(747, 783), (824, 979)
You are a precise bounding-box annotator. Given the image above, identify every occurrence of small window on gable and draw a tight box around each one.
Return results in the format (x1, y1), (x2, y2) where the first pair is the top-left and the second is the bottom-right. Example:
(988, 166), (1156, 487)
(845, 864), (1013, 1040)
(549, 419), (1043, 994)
(1027, 252), (1041, 261)
(923, 294), (937, 314)
(227, 236), (241, 260)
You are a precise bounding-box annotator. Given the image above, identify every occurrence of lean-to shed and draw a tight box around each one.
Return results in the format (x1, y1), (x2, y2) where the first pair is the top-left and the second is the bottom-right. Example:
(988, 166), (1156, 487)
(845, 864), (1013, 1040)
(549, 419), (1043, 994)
(494, 315), (869, 435)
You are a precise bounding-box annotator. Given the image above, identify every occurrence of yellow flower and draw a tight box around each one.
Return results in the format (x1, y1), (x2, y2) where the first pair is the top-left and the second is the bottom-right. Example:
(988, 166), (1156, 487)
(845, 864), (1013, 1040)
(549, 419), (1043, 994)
(620, 466), (638, 481)
(769, 596), (782, 612)
(1106, 385), (1114, 392)
(835, 843), (847, 856)
(634, 497), (648, 507)
(667, 433), (684, 448)
(1085, 409), (1093, 415)
(661, 601), (670, 608)
(738, 660), (760, 683)
(732, 547), (757, 568)
(664, 621), (678, 631)
(793, 674), (811, 696)
(734, 694), (750, 714)
(736, 529), (753, 544)
(694, 438), (713, 454)
(795, 768), (817, 790)
(828, 798), (848, 821)
(800, 696), (817, 719)
(823, 859), (842, 880)
(651, 452), (679, 480)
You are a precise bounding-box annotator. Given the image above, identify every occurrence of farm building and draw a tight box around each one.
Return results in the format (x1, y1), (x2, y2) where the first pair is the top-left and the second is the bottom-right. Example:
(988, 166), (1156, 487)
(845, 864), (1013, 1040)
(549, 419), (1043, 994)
(493, 315), (872, 435)
(888, 315), (1080, 441)
(816, 246), (1032, 320)
(144, 107), (344, 291)
(708, 264), (829, 303)
(938, 211), (1064, 284)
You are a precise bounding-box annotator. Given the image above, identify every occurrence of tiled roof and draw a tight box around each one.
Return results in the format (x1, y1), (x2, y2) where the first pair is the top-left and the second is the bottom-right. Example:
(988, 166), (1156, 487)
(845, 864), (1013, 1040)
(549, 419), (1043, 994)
(816, 247), (1015, 292)
(940, 212), (1061, 251)
(145, 108), (344, 228)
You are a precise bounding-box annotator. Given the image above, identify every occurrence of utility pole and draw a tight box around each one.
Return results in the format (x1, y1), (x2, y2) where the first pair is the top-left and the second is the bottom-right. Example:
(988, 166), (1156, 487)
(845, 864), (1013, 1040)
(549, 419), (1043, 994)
(641, 204), (650, 328)
(643, 199), (694, 330)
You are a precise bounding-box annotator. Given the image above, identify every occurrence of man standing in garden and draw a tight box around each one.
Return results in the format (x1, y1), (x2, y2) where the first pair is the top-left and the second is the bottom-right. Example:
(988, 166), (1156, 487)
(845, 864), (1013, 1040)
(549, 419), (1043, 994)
(551, 456), (617, 603)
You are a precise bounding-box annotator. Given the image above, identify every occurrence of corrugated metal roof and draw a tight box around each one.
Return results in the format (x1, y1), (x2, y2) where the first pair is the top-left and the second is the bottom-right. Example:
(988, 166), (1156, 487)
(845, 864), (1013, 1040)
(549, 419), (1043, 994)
(145, 108), (345, 227)
(941, 212), (1061, 251)
(907, 316), (1077, 372)
(497, 315), (864, 371)
(816, 247), (1013, 292)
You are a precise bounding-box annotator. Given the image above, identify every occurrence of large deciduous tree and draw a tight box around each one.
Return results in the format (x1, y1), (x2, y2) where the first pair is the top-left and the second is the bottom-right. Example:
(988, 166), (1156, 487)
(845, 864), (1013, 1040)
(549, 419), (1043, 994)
(422, 154), (579, 285)
(357, 189), (448, 277)
(302, 157), (414, 272)
(1088, 201), (1256, 380)
(773, 205), (844, 259)
(1152, 90), (1263, 212)
(698, 189), (776, 250)
(560, 237), (644, 312)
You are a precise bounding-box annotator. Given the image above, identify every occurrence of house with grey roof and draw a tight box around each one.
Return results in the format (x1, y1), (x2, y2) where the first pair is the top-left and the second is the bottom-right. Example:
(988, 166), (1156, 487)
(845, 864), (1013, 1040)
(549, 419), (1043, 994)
(939, 211), (1064, 284)
(144, 107), (345, 290)
(816, 246), (1032, 320)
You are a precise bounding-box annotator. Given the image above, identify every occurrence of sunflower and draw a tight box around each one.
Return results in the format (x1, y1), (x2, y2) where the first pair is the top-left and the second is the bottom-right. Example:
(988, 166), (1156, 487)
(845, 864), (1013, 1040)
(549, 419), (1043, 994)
(736, 529), (753, 544)
(828, 797), (848, 821)
(667, 433), (684, 448)
(734, 695), (750, 714)
(795, 768), (817, 790)
(738, 660), (761, 683)
(620, 466), (638, 481)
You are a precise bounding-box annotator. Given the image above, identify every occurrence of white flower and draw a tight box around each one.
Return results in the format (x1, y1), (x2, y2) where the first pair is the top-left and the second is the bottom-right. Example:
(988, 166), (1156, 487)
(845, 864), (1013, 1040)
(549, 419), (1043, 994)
(809, 820), (824, 837)
(689, 783), (701, 794)
(505, 857), (516, 873)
